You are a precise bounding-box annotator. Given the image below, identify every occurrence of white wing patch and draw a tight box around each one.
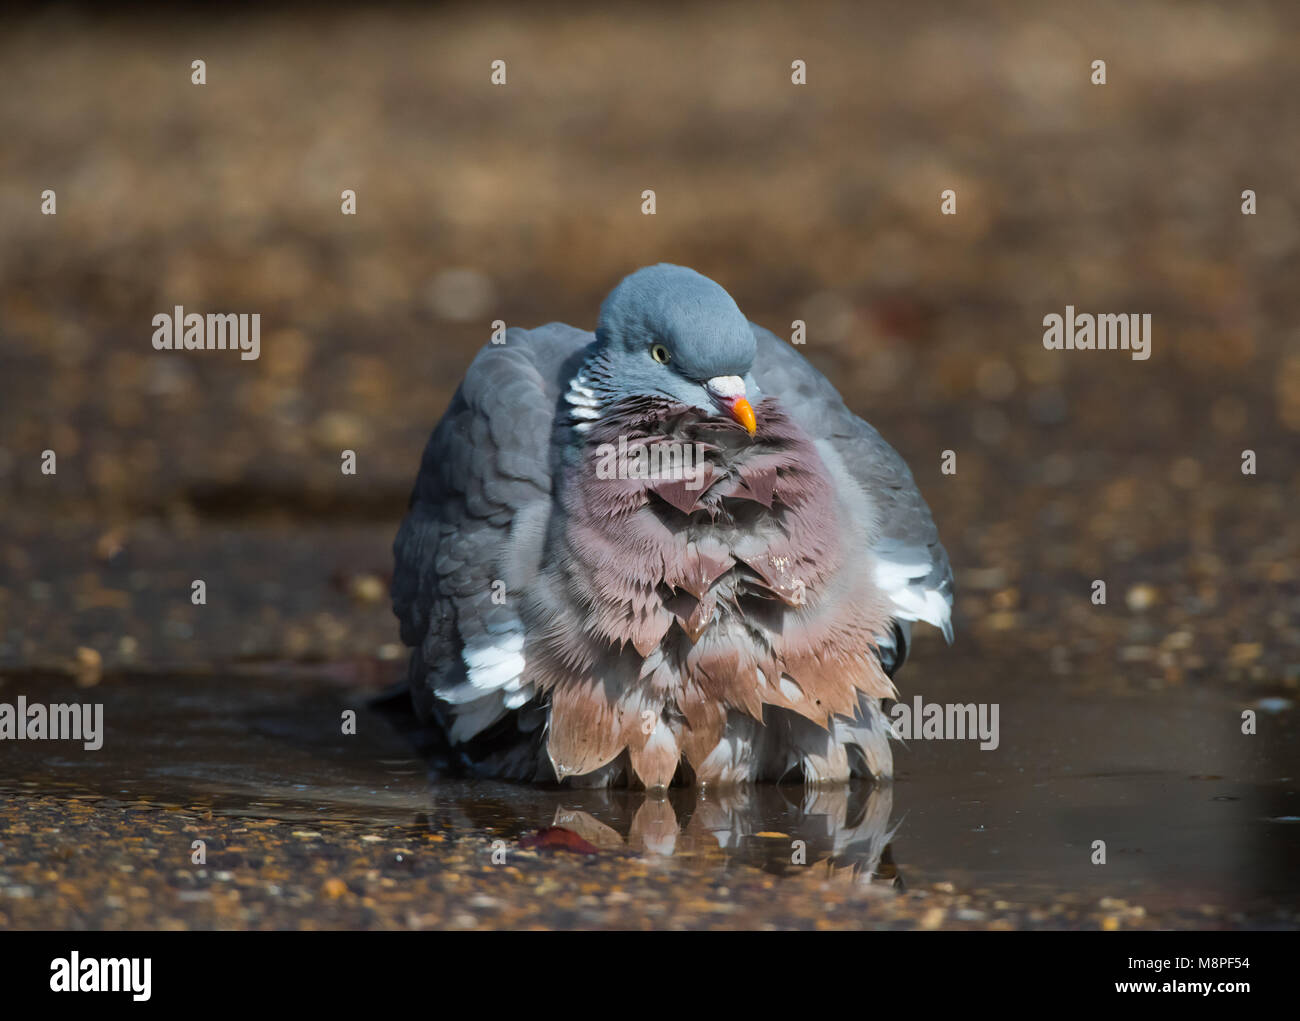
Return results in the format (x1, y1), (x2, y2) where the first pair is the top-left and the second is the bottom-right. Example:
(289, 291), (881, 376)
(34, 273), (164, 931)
(463, 632), (525, 688)
(875, 557), (953, 639)
(435, 618), (534, 740)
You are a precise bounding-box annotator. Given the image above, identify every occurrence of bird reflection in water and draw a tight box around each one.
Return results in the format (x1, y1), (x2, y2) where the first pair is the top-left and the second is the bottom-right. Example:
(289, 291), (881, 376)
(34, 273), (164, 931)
(524, 782), (900, 886)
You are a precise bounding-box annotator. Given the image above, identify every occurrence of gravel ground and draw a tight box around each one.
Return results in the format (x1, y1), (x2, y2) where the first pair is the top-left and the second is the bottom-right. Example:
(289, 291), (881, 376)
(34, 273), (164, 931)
(0, 665), (1294, 930)
(0, 793), (1261, 931)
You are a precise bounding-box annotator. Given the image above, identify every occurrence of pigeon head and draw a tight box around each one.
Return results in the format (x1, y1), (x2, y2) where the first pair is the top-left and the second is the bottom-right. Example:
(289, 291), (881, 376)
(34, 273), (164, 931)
(582, 264), (760, 434)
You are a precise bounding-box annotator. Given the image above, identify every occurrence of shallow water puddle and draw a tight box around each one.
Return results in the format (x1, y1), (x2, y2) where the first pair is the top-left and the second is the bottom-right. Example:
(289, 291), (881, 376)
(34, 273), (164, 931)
(0, 663), (1296, 923)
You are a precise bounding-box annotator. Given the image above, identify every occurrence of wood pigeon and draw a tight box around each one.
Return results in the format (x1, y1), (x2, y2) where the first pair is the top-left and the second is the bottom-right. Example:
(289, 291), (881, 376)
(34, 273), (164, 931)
(392, 264), (953, 789)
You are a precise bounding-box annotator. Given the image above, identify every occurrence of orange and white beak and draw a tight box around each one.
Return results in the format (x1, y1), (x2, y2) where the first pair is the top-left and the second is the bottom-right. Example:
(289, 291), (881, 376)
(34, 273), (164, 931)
(706, 375), (757, 436)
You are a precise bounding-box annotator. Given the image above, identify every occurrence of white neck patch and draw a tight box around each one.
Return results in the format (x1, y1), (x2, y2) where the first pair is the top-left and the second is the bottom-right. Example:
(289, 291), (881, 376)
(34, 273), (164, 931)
(565, 371), (602, 430)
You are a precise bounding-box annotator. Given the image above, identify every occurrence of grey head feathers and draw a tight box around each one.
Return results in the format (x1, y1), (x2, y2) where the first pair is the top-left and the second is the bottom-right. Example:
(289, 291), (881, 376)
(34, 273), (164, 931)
(596, 263), (756, 380)
(581, 264), (761, 417)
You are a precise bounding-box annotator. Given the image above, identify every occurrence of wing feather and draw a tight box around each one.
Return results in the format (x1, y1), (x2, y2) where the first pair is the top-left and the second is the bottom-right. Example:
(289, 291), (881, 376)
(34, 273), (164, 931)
(392, 323), (593, 741)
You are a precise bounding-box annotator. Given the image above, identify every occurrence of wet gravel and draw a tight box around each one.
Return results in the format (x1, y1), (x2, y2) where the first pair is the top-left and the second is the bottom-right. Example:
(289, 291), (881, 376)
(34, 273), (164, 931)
(1, 665), (1296, 930)
(0, 792), (1243, 931)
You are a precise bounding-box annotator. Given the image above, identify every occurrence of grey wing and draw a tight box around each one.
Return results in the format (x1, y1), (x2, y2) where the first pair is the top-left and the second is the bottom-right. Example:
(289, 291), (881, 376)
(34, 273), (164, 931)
(391, 322), (593, 744)
(749, 323), (954, 662)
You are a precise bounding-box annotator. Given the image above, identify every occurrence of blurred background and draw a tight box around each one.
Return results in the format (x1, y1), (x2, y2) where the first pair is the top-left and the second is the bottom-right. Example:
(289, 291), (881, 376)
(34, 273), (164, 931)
(2, 0), (1298, 700)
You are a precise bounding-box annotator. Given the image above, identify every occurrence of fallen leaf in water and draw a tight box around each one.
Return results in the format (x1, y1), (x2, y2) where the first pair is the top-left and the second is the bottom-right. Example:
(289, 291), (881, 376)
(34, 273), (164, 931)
(518, 826), (600, 855)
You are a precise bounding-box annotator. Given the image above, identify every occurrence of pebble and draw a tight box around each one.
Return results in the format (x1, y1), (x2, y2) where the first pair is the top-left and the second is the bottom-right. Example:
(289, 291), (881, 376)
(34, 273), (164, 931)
(74, 647), (103, 687)
(1126, 585), (1158, 612)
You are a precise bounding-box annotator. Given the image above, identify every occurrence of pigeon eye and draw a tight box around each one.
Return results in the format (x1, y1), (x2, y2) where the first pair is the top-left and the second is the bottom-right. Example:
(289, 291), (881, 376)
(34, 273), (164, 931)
(650, 344), (671, 365)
